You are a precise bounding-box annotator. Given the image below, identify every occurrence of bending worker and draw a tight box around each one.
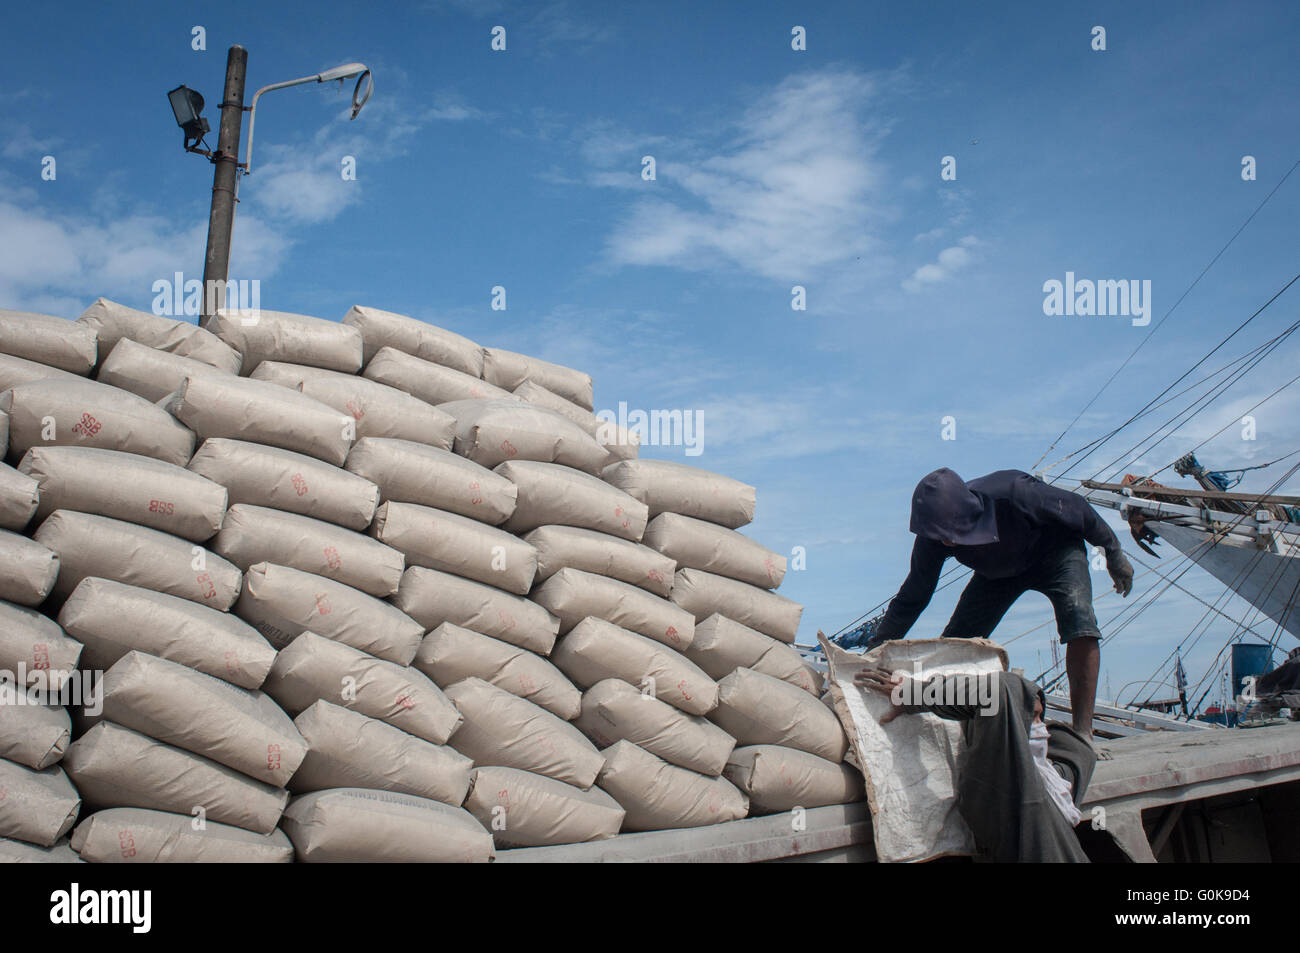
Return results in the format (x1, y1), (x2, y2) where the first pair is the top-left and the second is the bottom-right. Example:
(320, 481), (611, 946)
(864, 468), (1134, 734)
(855, 665), (1097, 863)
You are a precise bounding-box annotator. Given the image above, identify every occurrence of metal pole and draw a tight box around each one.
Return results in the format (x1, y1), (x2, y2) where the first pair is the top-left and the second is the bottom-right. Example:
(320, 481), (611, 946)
(201, 45), (247, 322)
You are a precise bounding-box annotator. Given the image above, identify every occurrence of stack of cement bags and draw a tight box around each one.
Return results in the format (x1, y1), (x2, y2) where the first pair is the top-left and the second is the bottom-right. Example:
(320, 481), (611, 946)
(0, 603), (81, 862)
(0, 298), (862, 861)
(0, 301), (496, 863)
(339, 309), (623, 849)
(614, 466), (864, 816)
(190, 306), (497, 861)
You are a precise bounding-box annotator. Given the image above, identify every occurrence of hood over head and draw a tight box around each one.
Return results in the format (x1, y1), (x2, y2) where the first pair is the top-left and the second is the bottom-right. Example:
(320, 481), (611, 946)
(908, 467), (999, 546)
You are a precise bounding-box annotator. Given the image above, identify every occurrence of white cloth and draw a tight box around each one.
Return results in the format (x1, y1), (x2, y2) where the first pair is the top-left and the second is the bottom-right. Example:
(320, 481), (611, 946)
(1029, 719), (1082, 826)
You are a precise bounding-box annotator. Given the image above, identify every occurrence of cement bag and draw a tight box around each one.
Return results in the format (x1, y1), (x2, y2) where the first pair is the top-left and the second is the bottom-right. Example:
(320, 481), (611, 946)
(819, 636), (1009, 864)
(77, 297), (242, 373)
(263, 631), (462, 745)
(393, 566), (558, 655)
(344, 305), (483, 375)
(0, 760), (80, 846)
(280, 787), (494, 863)
(440, 399), (607, 474)
(0, 309), (96, 375)
(190, 438), (379, 531)
(595, 424), (640, 465)
(250, 360), (456, 448)
(0, 601), (82, 682)
(686, 614), (823, 695)
(551, 617), (717, 715)
(596, 740), (748, 832)
(414, 622), (581, 720)
(0, 409), (6, 458)
(643, 512), (786, 589)
(371, 501), (536, 594)
(575, 678), (735, 776)
(513, 379), (600, 432)
(0, 837), (82, 863)
(63, 722), (287, 834)
(345, 437), (516, 525)
(245, 359), (332, 390)
(364, 346), (513, 405)
(497, 460), (648, 540)
(235, 562), (423, 665)
(0, 700), (71, 769)
(0, 463), (38, 530)
(213, 504), (404, 597)
(1, 378), (194, 466)
(297, 373), (455, 449)
(444, 677), (604, 788)
(35, 510), (242, 608)
(710, 667), (847, 762)
(0, 353), (83, 391)
(166, 374), (352, 466)
(0, 530), (58, 605)
(482, 347), (593, 410)
(465, 765), (625, 848)
(724, 745), (865, 814)
(290, 700), (472, 806)
(526, 525), (673, 597)
(513, 383), (640, 462)
(671, 568), (803, 643)
(70, 807), (293, 863)
(602, 459), (756, 529)
(99, 651), (306, 786)
(58, 577), (276, 690)
(21, 445), (228, 541)
(531, 567), (695, 651)
(96, 336), (233, 402)
(203, 308), (363, 375)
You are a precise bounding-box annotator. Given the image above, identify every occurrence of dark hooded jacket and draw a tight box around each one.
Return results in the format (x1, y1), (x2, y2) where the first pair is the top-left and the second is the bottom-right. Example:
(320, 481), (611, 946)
(902, 670), (1096, 862)
(877, 469), (1122, 639)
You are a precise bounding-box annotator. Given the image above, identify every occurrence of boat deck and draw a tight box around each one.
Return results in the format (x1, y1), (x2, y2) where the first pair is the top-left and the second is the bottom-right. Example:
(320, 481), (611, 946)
(495, 723), (1300, 862)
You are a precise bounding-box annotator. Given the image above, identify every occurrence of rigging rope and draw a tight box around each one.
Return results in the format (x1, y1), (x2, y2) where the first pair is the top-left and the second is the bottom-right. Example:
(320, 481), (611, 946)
(1033, 157), (1300, 472)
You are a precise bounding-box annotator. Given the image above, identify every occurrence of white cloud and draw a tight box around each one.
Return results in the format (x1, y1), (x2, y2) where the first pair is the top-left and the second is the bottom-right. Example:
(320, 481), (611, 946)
(599, 68), (892, 281)
(424, 0), (614, 53)
(0, 191), (292, 316)
(903, 234), (979, 291)
(0, 85), (485, 312)
(1, 123), (59, 161)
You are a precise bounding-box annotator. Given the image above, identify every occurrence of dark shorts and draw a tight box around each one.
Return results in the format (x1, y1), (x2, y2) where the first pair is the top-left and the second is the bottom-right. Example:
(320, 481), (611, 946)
(941, 539), (1102, 644)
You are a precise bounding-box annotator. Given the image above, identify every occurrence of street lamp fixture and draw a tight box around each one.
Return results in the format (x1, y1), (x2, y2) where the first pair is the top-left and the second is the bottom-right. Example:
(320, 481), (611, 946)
(244, 63), (372, 173)
(166, 85), (210, 152)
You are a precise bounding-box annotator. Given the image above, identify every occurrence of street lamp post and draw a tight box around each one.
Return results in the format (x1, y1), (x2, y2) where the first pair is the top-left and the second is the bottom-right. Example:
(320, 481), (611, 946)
(201, 45), (248, 321)
(167, 46), (373, 321)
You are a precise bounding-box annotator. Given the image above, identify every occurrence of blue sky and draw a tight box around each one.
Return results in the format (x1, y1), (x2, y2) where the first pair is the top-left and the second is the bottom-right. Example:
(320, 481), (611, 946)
(3, 0), (1298, 709)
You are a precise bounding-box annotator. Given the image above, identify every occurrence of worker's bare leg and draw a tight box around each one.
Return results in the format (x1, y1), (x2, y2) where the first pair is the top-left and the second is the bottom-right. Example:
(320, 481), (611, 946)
(1066, 637), (1100, 735)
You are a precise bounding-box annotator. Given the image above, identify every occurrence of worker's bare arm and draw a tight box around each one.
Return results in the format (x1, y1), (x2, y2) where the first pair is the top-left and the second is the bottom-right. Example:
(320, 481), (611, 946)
(854, 666), (908, 723)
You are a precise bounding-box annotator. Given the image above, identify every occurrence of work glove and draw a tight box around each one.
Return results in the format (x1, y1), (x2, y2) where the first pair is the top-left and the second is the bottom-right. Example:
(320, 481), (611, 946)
(1107, 552), (1134, 597)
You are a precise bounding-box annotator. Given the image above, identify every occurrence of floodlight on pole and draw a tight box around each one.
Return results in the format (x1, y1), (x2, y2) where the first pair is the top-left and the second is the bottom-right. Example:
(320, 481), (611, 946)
(167, 85), (210, 151)
(244, 63), (373, 174)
